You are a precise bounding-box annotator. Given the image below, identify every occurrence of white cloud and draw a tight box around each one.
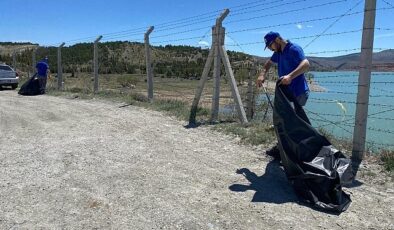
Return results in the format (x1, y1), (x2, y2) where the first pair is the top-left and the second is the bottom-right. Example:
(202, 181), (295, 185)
(296, 24), (314, 29)
(198, 41), (209, 47)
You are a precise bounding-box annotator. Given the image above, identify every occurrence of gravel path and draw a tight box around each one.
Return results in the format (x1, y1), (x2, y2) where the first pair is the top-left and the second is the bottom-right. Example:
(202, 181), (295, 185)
(0, 90), (393, 229)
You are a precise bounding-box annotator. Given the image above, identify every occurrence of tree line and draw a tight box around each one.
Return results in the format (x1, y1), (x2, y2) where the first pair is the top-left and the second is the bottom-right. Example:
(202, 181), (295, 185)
(0, 41), (255, 82)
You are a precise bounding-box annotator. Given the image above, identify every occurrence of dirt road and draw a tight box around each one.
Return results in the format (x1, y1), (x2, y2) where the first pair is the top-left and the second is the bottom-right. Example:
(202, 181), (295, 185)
(0, 90), (393, 229)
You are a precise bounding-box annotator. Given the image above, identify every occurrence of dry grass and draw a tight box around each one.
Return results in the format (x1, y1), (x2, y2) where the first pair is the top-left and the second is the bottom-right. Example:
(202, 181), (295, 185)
(48, 72), (246, 109)
(380, 149), (394, 172)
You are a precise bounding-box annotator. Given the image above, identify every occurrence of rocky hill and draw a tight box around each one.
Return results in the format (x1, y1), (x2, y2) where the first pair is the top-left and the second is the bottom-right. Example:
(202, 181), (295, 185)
(1, 42), (393, 75)
(0, 42), (251, 78)
(307, 49), (394, 71)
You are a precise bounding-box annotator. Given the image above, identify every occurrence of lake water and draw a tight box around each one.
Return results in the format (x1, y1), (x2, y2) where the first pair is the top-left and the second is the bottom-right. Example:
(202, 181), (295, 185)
(305, 71), (394, 150)
(254, 71), (394, 150)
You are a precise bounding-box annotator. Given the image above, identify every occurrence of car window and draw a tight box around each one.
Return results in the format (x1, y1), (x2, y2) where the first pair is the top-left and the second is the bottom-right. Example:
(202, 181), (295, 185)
(0, 65), (13, 71)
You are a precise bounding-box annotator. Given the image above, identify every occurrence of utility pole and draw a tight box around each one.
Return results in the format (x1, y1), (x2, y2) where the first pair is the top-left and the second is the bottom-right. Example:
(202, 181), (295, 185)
(57, 42), (65, 90)
(93, 35), (102, 93)
(145, 26), (154, 102)
(189, 9), (247, 124)
(352, 0), (376, 171)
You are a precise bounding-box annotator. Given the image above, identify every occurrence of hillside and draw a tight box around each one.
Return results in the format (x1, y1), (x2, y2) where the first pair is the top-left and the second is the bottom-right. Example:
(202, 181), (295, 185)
(1, 42), (393, 75)
(0, 42), (252, 78)
(0, 42), (37, 56)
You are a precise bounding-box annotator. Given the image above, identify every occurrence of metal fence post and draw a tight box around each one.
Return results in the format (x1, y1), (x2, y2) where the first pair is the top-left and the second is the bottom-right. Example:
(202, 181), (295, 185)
(93, 35), (103, 93)
(57, 42), (65, 90)
(145, 26), (154, 102)
(352, 0), (376, 169)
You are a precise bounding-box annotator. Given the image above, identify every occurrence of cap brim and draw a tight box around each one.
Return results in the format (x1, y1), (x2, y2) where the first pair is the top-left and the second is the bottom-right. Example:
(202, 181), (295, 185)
(265, 41), (275, 50)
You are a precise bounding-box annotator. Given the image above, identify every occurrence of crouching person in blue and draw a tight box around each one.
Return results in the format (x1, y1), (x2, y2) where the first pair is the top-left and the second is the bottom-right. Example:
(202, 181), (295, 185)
(36, 57), (51, 94)
(256, 31), (311, 160)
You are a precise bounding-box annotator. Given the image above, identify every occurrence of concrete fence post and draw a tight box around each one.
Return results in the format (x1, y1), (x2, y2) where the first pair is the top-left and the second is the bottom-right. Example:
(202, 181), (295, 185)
(93, 35), (103, 93)
(352, 0), (376, 172)
(57, 42), (65, 90)
(218, 10), (247, 124)
(246, 63), (256, 120)
(211, 24), (221, 122)
(145, 26), (154, 102)
(188, 9), (247, 124)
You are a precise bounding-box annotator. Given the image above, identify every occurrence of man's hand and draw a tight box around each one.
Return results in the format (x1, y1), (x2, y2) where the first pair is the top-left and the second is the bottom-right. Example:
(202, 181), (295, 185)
(279, 75), (292, 85)
(256, 74), (265, 88)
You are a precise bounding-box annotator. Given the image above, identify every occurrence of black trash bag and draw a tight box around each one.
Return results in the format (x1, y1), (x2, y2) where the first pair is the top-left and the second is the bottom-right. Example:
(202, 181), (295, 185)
(18, 74), (44, 96)
(273, 82), (354, 213)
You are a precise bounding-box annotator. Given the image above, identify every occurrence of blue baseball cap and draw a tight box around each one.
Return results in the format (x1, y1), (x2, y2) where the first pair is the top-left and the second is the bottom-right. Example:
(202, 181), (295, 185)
(264, 31), (280, 50)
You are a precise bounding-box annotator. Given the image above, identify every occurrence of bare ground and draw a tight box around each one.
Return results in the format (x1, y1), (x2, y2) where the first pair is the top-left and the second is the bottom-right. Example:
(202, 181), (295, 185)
(0, 90), (393, 229)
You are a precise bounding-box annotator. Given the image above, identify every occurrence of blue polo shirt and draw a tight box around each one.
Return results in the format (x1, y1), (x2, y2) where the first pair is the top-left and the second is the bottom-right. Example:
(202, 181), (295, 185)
(270, 41), (309, 97)
(36, 61), (49, 78)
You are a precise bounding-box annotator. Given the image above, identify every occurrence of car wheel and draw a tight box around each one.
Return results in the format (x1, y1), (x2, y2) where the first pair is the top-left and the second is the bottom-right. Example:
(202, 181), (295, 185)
(11, 84), (18, 90)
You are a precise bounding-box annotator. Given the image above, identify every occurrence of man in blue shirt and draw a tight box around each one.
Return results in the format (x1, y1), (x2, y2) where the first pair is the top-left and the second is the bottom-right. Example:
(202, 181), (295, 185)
(256, 31), (311, 159)
(35, 57), (50, 94)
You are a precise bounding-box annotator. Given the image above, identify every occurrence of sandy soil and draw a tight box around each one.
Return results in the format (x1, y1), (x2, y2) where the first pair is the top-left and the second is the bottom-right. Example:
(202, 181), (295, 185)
(0, 90), (393, 229)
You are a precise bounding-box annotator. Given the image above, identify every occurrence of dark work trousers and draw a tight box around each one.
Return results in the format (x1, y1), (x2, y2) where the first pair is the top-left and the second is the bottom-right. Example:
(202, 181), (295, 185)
(37, 77), (47, 94)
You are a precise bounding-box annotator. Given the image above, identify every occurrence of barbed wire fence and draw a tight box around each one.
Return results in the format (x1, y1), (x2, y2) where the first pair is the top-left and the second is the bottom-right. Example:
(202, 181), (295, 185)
(3, 0), (394, 156)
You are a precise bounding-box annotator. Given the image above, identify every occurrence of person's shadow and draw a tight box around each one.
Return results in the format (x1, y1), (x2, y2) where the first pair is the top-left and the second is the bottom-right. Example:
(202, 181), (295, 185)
(229, 160), (298, 203)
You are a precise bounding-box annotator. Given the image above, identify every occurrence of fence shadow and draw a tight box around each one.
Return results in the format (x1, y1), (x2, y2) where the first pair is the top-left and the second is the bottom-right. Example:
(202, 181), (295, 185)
(184, 120), (238, 129)
(229, 161), (298, 204)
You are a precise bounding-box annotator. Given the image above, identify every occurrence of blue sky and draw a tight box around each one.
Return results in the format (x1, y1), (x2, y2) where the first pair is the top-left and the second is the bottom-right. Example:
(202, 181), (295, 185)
(1, 0), (393, 57)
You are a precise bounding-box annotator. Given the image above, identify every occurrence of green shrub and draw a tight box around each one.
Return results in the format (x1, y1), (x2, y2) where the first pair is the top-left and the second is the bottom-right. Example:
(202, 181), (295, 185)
(213, 122), (276, 146)
(117, 75), (139, 88)
(130, 92), (149, 102)
(69, 87), (90, 93)
(150, 99), (189, 119)
(381, 150), (394, 172)
(196, 107), (209, 116)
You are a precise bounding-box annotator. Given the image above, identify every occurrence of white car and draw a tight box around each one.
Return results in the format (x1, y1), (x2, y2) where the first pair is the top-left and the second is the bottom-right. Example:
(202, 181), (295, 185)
(0, 63), (19, 89)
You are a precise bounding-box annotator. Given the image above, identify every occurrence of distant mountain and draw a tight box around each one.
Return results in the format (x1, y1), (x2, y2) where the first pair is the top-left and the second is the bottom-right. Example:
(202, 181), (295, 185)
(307, 49), (394, 71)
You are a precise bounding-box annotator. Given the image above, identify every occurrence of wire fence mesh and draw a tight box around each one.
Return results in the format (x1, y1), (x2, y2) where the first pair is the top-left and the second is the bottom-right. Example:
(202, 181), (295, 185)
(1, 0), (393, 151)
